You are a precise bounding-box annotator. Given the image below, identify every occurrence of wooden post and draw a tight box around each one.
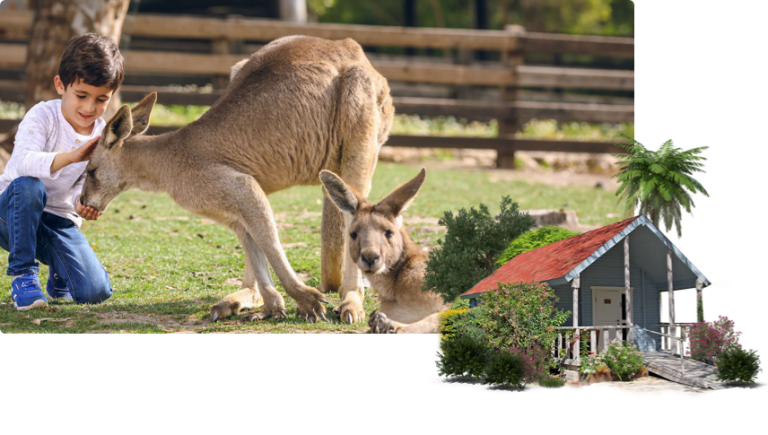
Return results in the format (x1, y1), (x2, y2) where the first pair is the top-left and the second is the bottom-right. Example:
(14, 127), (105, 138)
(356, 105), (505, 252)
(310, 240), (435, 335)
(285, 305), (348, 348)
(496, 24), (525, 169)
(210, 38), (231, 90)
(572, 274), (580, 361)
(696, 278), (704, 322)
(279, 0), (307, 23)
(590, 330), (597, 354)
(624, 237), (633, 342)
(667, 249), (677, 354)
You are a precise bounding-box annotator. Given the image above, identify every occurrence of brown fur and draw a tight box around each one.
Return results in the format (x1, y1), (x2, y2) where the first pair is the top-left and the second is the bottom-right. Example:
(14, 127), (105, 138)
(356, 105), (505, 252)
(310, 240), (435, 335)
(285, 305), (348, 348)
(80, 36), (394, 323)
(320, 168), (448, 333)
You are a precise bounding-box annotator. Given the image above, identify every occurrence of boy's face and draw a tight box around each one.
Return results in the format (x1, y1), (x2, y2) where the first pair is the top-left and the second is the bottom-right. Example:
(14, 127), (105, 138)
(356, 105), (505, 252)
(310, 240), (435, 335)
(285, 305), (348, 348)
(54, 76), (114, 135)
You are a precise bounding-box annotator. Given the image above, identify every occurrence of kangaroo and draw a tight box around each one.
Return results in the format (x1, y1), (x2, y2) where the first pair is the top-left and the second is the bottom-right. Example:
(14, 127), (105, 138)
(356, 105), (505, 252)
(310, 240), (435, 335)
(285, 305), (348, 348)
(320, 168), (448, 333)
(80, 36), (394, 323)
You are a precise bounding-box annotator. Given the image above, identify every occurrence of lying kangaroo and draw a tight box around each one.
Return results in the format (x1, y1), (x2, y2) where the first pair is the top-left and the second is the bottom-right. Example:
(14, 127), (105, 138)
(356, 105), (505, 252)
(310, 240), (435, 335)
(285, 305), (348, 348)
(320, 168), (448, 333)
(80, 36), (394, 323)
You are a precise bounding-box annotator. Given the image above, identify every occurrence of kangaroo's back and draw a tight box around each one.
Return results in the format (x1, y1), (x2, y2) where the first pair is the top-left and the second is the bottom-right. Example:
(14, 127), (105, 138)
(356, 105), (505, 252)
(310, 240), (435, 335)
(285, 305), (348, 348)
(180, 36), (393, 194)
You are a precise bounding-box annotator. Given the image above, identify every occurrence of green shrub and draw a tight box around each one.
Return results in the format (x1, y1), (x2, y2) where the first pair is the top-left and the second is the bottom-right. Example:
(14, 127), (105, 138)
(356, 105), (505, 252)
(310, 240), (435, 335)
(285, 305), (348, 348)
(539, 376), (566, 388)
(603, 340), (644, 381)
(480, 281), (569, 371)
(438, 308), (468, 340)
(716, 348), (761, 384)
(436, 326), (489, 379)
(496, 226), (581, 266)
(423, 196), (535, 303)
(482, 348), (529, 389)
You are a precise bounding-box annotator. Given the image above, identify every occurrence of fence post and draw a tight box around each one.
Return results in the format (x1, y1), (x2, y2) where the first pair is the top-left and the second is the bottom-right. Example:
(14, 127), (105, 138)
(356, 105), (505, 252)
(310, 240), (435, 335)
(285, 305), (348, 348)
(211, 37), (231, 90)
(496, 24), (525, 169)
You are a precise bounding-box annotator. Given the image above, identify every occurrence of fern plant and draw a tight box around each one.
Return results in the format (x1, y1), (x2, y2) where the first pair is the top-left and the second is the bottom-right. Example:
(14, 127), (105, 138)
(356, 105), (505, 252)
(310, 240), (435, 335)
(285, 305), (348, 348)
(613, 137), (709, 237)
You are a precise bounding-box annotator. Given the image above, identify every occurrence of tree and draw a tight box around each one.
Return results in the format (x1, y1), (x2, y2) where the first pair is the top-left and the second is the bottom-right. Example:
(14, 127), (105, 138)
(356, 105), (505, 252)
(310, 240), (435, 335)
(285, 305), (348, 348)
(613, 137), (709, 237)
(495, 226), (580, 266)
(1, 0), (131, 158)
(423, 196), (535, 303)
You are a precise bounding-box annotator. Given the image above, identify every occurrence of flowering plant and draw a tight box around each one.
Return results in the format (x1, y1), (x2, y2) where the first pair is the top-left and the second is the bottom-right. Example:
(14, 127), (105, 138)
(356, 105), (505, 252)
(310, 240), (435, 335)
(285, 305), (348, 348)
(686, 316), (742, 364)
(481, 281), (570, 354)
(579, 352), (608, 378)
(602, 340), (644, 381)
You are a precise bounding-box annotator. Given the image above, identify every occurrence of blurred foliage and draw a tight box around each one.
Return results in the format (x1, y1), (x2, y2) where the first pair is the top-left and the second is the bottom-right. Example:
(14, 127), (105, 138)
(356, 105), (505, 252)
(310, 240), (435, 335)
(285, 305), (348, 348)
(310, 0), (633, 36)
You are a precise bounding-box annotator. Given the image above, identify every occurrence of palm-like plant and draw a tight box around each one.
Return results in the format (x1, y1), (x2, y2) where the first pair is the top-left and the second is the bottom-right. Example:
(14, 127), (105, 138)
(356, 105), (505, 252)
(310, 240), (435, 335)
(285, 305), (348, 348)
(613, 137), (709, 237)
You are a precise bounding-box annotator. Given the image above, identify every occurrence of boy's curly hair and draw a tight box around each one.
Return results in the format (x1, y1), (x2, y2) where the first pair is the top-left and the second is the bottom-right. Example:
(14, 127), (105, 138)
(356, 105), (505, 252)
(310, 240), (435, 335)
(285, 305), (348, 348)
(58, 33), (124, 90)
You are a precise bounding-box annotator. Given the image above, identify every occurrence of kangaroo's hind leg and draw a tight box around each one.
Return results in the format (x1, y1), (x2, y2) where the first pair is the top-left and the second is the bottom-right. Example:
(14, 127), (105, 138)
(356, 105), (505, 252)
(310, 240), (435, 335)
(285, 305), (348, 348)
(324, 64), (385, 324)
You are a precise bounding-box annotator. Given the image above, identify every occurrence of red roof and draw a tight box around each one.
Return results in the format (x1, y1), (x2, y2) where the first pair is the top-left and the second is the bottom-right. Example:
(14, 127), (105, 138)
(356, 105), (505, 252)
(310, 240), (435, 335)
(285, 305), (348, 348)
(462, 216), (639, 298)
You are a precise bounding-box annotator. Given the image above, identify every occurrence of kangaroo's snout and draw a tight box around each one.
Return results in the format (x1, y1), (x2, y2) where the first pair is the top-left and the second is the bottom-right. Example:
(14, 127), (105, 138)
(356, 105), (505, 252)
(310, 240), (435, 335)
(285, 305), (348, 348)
(362, 252), (380, 267)
(359, 249), (383, 272)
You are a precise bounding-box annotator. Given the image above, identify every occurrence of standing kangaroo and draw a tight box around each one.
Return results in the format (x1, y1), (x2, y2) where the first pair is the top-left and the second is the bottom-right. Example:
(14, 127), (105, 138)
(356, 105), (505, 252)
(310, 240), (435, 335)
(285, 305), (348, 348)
(80, 36), (394, 323)
(320, 168), (448, 333)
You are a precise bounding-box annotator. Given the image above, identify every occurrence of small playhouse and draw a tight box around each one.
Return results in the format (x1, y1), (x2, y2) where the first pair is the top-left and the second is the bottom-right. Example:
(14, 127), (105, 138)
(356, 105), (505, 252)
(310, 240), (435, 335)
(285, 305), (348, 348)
(461, 214), (710, 355)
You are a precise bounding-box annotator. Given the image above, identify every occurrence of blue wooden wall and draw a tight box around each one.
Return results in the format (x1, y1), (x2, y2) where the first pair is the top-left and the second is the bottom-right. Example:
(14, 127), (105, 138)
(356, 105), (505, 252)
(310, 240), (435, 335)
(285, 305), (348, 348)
(552, 237), (662, 351)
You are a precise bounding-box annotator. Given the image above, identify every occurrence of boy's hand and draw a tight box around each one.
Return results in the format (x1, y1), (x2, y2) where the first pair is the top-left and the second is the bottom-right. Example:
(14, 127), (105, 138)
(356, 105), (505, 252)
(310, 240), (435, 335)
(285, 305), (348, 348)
(76, 197), (102, 221)
(70, 135), (101, 164)
(51, 136), (101, 173)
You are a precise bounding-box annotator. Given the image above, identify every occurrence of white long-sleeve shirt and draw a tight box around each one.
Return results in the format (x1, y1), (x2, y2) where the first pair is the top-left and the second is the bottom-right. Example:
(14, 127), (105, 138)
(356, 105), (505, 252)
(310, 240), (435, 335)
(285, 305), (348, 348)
(0, 100), (105, 228)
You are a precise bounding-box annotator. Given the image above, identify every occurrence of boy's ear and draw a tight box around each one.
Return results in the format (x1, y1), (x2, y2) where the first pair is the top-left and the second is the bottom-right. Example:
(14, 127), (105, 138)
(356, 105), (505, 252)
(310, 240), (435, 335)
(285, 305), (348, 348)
(376, 168), (426, 217)
(103, 105), (133, 150)
(130, 92), (156, 135)
(319, 170), (361, 215)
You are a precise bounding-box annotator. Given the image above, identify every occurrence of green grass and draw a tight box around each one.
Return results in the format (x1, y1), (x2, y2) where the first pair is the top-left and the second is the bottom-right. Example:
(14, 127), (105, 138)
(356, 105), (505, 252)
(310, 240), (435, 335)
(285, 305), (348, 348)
(0, 162), (625, 334)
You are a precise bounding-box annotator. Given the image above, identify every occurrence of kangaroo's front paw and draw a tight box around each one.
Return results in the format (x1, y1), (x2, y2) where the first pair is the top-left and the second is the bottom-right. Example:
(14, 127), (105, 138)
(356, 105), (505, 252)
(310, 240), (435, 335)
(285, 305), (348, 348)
(210, 287), (263, 322)
(241, 290), (286, 321)
(293, 285), (329, 323)
(368, 310), (404, 333)
(334, 298), (365, 324)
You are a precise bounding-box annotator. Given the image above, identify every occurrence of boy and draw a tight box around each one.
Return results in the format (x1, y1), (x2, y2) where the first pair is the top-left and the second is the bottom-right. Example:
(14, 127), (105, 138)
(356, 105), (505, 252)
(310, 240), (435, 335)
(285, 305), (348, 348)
(0, 33), (123, 310)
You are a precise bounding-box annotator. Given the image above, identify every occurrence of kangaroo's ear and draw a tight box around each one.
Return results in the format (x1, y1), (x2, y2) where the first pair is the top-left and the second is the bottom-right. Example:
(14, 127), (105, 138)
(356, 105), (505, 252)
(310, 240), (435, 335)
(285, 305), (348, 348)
(320, 170), (360, 215)
(130, 92), (156, 135)
(102, 105), (133, 150)
(376, 168), (426, 217)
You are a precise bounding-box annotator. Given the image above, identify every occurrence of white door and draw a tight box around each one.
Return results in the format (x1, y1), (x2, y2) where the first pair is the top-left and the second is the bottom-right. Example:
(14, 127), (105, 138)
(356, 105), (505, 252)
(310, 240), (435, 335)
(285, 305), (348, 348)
(592, 287), (632, 349)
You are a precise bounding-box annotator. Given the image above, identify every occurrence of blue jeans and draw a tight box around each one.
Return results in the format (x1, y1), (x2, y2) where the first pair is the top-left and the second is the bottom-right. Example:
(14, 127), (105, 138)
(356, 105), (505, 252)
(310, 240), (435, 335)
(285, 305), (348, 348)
(0, 177), (112, 304)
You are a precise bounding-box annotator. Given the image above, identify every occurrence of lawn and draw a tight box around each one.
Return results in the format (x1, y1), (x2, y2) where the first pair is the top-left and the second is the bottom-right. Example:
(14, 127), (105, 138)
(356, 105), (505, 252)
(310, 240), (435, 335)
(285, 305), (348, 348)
(0, 162), (626, 334)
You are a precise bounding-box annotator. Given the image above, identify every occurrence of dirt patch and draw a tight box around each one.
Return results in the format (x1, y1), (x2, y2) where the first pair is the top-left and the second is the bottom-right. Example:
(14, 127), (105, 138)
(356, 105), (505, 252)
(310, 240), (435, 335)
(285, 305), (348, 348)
(95, 311), (206, 332)
(379, 146), (620, 190)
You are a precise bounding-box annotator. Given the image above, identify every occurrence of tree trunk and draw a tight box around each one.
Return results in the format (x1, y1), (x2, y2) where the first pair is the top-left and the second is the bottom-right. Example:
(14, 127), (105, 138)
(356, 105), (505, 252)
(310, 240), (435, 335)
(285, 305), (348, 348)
(0, 0), (130, 159)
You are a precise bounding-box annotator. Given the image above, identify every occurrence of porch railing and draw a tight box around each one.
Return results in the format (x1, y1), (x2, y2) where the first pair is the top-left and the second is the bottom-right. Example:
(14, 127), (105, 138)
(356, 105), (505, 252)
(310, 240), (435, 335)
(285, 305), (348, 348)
(552, 324), (631, 362)
(553, 324), (692, 375)
(635, 326), (688, 375)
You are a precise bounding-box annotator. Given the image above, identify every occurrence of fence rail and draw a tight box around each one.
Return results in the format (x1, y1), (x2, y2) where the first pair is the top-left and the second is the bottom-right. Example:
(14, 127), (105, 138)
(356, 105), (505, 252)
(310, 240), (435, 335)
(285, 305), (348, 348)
(0, 10), (633, 166)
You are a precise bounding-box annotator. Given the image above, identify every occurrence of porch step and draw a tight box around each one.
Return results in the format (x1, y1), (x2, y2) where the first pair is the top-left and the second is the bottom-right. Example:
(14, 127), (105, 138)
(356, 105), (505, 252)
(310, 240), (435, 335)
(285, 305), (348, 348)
(641, 351), (728, 389)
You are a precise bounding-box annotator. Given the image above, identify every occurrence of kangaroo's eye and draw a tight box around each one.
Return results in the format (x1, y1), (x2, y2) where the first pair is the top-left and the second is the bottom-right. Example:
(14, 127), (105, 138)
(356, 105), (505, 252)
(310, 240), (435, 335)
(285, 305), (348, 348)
(385, 230), (394, 239)
(87, 168), (96, 177)
(350, 232), (357, 240)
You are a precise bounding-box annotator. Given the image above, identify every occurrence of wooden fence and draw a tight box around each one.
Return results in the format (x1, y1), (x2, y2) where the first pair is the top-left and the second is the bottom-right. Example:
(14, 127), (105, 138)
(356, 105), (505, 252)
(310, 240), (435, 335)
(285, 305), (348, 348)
(0, 10), (633, 167)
